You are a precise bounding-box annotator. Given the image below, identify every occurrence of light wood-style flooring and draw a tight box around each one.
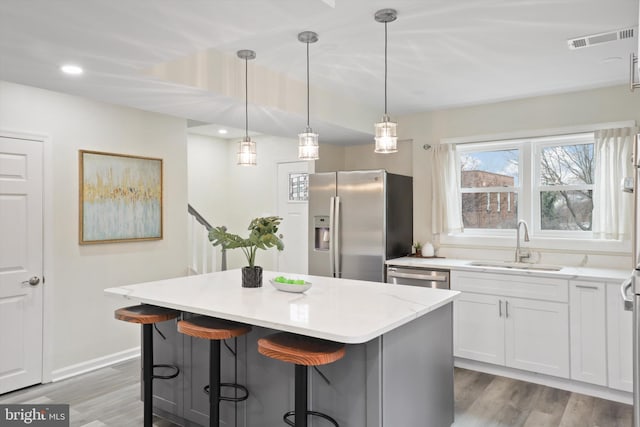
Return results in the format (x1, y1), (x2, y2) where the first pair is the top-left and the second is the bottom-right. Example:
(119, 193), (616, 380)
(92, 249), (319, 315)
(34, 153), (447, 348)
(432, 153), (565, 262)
(0, 359), (632, 426)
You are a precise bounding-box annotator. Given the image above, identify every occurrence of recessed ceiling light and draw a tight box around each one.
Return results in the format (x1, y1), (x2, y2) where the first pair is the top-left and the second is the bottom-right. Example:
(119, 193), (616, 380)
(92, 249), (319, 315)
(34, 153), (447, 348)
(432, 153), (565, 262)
(60, 64), (84, 75)
(218, 129), (228, 135)
(602, 56), (622, 64)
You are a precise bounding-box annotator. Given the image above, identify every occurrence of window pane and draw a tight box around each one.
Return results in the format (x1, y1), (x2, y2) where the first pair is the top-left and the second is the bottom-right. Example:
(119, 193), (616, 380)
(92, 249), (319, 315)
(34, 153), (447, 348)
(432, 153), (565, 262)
(540, 190), (592, 231)
(461, 149), (519, 188)
(462, 192), (518, 229)
(539, 144), (594, 186)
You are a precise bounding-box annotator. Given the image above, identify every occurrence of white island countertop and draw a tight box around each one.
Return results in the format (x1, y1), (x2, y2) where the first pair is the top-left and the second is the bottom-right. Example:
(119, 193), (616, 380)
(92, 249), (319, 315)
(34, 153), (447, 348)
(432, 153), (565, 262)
(104, 269), (459, 344)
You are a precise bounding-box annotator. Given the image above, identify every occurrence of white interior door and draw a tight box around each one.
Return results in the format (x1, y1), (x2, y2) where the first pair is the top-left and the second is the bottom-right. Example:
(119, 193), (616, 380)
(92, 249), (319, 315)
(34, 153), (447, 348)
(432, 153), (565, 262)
(0, 135), (44, 394)
(277, 162), (310, 274)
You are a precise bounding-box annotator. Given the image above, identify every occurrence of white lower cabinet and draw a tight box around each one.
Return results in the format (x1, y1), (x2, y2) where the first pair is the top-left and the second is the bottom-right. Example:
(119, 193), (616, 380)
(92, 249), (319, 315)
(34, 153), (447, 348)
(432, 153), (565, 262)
(454, 292), (505, 365)
(569, 281), (607, 386)
(452, 271), (570, 378)
(505, 297), (569, 378)
(606, 282), (633, 392)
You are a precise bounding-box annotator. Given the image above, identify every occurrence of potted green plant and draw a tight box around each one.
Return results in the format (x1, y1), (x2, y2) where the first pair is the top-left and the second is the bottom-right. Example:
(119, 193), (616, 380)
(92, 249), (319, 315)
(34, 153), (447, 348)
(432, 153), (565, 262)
(413, 242), (423, 257)
(209, 216), (284, 288)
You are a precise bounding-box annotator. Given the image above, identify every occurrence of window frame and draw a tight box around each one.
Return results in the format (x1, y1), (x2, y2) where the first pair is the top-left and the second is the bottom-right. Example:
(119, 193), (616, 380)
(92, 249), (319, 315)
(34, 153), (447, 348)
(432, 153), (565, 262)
(457, 139), (525, 237)
(531, 133), (595, 238)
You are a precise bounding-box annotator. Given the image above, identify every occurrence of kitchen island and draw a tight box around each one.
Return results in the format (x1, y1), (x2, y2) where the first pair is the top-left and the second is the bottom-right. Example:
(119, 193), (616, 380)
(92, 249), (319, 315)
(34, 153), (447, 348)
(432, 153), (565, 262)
(105, 269), (460, 427)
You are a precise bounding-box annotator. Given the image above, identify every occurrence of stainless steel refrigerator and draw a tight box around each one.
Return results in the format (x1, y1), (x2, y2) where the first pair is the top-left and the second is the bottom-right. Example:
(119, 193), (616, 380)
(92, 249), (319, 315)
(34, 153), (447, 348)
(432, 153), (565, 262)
(621, 132), (640, 427)
(308, 170), (413, 282)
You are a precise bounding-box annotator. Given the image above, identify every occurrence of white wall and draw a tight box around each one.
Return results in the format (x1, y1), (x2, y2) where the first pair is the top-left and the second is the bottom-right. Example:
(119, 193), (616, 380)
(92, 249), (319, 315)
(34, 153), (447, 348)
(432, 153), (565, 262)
(0, 81), (189, 373)
(187, 133), (304, 271)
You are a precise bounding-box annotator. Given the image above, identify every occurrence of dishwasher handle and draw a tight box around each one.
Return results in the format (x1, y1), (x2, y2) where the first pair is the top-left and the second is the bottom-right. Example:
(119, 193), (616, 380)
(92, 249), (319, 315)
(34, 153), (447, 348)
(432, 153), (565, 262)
(387, 269), (448, 282)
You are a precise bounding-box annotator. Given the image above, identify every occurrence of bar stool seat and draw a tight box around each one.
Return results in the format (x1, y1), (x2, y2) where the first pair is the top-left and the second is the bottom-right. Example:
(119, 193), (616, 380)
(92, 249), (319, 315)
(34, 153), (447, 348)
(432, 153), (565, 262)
(114, 304), (181, 427)
(178, 316), (252, 427)
(258, 332), (346, 427)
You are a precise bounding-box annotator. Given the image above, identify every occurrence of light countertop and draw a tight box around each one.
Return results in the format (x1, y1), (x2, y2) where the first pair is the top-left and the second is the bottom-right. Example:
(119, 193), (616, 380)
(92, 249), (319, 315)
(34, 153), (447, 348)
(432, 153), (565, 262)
(386, 257), (630, 282)
(104, 269), (459, 344)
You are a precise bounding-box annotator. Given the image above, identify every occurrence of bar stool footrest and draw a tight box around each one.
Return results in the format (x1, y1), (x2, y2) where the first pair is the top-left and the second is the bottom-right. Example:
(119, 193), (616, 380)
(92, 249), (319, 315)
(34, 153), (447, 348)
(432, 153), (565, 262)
(204, 383), (249, 402)
(152, 364), (180, 380)
(283, 410), (339, 427)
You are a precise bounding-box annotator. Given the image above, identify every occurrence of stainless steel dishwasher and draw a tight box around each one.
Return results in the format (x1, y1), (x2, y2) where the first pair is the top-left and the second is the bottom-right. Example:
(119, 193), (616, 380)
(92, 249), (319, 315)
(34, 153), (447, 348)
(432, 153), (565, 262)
(386, 265), (450, 289)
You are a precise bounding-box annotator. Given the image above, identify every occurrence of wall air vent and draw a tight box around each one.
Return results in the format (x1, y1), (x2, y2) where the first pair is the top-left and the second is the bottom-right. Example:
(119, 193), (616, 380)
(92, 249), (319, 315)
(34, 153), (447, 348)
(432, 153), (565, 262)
(567, 27), (635, 50)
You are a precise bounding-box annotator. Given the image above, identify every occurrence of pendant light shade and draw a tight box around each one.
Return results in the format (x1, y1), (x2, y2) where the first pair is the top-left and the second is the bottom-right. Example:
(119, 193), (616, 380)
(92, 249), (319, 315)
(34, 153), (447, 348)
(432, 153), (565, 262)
(298, 31), (319, 160)
(237, 49), (257, 166)
(374, 9), (398, 154)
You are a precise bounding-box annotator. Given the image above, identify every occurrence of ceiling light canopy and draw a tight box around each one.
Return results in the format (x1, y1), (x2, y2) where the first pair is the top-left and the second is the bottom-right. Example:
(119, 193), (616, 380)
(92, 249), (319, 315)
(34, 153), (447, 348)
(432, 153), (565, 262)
(374, 8), (398, 154)
(298, 31), (319, 161)
(237, 49), (257, 166)
(60, 64), (84, 75)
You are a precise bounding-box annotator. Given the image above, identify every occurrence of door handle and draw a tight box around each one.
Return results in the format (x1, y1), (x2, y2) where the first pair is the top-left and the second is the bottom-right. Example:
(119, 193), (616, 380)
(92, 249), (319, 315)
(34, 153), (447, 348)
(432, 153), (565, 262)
(621, 278), (634, 311)
(505, 300), (509, 318)
(329, 197), (335, 277)
(21, 276), (41, 286)
(630, 53), (640, 92)
(498, 300), (502, 317)
(387, 271), (448, 281)
(334, 196), (341, 278)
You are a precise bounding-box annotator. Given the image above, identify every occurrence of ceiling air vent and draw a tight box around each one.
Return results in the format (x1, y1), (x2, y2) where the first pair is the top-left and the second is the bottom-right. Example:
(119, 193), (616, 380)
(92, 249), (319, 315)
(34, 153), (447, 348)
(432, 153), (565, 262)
(567, 27), (635, 50)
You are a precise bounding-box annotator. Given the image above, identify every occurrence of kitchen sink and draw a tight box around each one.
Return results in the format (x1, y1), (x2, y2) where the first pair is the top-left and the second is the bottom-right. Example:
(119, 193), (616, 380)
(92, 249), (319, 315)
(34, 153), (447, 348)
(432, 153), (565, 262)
(468, 260), (563, 271)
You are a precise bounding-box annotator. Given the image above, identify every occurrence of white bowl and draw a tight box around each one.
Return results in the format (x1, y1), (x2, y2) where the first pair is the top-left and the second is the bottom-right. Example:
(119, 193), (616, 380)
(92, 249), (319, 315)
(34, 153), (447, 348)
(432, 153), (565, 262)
(269, 279), (312, 293)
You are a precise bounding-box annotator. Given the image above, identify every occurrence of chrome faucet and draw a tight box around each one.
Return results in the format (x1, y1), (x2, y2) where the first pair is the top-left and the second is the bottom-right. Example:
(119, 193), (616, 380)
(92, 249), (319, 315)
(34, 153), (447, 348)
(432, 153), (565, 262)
(515, 220), (531, 263)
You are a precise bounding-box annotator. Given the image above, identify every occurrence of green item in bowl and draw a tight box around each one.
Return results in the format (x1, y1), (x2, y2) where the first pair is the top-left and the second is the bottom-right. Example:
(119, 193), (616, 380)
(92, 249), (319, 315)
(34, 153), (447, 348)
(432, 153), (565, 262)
(275, 276), (306, 285)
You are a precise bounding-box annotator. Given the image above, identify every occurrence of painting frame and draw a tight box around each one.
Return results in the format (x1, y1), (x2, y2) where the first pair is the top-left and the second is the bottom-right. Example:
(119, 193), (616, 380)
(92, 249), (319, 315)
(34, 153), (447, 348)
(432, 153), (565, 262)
(79, 150), (163, 244)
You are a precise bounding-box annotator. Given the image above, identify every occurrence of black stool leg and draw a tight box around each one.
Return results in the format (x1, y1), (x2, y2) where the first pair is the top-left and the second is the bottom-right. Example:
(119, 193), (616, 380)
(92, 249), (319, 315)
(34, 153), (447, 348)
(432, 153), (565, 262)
(295, 365), (308, 427)
(142, 323), (153, 427)
(210, 340), (221, 427)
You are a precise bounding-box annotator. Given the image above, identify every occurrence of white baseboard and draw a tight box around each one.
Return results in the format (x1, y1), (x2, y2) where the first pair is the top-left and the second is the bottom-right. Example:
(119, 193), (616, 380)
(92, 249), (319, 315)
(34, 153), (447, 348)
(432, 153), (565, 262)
(51, 347), (140, 382)
(455, 358), (633, 405)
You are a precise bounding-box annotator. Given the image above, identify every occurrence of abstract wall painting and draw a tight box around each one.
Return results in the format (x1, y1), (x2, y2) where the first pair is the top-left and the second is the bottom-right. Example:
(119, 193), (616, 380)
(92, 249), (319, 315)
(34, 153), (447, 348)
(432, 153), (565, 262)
(79, 150), (163, 244)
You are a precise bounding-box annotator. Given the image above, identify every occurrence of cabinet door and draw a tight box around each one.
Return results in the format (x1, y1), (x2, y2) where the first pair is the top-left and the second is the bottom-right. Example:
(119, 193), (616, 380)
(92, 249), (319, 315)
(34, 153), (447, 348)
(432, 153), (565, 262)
(569, 281), (606, 385)
(454, 292), (505, 365)
(606, 282), (633, 392)
(505, 297), (569, 378)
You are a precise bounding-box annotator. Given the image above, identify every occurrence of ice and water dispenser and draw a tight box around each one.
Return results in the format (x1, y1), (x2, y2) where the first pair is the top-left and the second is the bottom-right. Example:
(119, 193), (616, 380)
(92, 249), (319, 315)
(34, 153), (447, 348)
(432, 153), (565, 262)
(313, 216), (330, 251)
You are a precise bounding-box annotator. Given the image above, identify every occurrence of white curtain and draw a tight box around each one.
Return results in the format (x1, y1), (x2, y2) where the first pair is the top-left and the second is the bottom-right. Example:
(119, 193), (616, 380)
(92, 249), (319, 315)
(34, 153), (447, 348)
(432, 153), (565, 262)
(592, 127), (636, 240)
(431, 143), (463, 234)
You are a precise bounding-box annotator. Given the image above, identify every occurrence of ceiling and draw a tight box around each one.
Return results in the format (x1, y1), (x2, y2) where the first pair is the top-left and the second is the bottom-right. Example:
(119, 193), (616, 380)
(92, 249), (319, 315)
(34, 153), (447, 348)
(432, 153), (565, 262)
(0, 0), (637, 144)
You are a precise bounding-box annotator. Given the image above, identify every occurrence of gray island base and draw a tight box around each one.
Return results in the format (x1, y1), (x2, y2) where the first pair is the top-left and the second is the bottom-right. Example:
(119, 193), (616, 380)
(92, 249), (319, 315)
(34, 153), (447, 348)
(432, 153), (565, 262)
(151, 304), (453, 427)
(104, 269), (458, 427)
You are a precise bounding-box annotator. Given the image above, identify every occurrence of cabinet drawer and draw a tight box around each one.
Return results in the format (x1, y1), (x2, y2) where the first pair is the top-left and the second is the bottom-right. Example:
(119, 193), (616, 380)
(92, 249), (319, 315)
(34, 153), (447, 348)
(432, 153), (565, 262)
(452, 270), (568, 302)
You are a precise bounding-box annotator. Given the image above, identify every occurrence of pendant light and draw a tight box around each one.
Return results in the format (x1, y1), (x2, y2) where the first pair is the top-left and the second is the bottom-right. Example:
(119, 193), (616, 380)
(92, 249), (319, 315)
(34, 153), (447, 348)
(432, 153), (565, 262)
(237, 49), (257, 166)
(374, 8), (398, 154)
(298, 31), (319, 160)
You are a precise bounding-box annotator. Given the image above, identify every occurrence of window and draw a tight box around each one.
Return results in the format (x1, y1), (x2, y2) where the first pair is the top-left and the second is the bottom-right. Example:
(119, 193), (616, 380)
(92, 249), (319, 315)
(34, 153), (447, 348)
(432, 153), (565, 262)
(288, 173), (309, 201)
(535, 136), (594, 232)
(460, 147), (519, 230)
(457, 133), (595, 237)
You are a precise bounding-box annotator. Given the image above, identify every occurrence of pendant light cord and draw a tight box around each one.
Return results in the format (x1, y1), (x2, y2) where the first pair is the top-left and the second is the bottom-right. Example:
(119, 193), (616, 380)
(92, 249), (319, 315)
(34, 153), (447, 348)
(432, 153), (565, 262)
(245, 57), (249, 139)
(306, 41), (310, 128)
(384, 21), (388, 116)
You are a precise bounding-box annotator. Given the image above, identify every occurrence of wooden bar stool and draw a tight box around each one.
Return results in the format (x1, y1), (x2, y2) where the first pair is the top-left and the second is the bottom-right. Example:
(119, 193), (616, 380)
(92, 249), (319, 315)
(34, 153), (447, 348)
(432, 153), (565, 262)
(114, 304), (181, 427)
(258, 332), (346, 427)
(178, 316), (252, 427)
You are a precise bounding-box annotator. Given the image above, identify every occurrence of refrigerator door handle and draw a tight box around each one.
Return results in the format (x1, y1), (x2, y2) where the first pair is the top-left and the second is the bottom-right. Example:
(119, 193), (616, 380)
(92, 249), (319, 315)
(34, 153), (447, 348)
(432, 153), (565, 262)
(621, 277), (634, 311)
(334, 196), (341, 278)
(329, 197), (335, 278)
